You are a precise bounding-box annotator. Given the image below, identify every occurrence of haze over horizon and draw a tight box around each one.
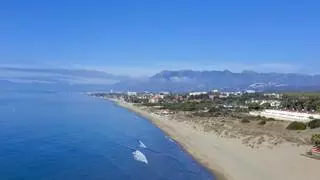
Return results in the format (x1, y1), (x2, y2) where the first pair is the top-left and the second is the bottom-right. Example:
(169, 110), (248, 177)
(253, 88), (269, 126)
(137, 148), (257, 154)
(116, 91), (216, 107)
(1, 0), (320, 76)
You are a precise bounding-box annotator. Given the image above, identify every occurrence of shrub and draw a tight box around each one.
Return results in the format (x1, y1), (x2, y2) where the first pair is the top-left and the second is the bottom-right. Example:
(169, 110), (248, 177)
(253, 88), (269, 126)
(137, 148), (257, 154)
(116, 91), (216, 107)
(258, 120), (266, 125)
(241, 119), (250, 123)
(267, 118), (276, 121)
(286, 121), (307, 130)
(311, 134), (320, 147)
(307, 119), (320, 129)
(212, 112), (222, 117)
(193, 112), (210, 117)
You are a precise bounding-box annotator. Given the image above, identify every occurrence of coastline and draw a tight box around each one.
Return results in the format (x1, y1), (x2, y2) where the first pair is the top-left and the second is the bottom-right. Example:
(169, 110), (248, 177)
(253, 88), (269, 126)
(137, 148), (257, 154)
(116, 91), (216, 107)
(108, 98), (319, 180)
(110, 98), (228, 180)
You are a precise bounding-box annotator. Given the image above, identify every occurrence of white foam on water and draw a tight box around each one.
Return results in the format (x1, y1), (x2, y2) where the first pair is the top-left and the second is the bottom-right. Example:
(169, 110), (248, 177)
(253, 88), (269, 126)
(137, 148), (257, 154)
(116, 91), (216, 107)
(138, 140), (147, 148)
(165, 136), (174, 142)
(132, 150), (148, 164)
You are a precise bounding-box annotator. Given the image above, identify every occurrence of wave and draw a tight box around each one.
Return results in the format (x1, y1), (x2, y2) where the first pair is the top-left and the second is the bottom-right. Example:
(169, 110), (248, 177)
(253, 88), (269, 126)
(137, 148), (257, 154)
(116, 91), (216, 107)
(132, 150), (148, 164)
(138, 140), (147, 148)
(165, 136), (174, 143)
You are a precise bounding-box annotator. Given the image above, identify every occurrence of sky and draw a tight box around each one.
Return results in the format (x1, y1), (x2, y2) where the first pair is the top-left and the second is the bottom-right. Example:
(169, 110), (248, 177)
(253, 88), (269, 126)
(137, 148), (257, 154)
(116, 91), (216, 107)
(0, 0), (319, 76)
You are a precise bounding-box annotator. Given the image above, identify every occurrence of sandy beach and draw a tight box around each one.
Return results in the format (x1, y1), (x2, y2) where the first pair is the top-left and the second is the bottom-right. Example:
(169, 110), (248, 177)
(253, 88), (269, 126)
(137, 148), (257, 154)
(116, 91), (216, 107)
(111, 99), (319, 180)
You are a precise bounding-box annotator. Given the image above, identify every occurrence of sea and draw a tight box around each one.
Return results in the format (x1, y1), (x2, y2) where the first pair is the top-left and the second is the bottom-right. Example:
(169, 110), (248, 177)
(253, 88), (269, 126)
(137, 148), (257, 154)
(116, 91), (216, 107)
(0, 91), (215, 180)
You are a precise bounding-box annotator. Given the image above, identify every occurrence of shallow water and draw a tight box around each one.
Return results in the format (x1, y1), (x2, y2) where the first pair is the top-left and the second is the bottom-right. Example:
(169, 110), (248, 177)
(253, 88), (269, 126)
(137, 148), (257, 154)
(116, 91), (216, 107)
(0, 91), (215, 180)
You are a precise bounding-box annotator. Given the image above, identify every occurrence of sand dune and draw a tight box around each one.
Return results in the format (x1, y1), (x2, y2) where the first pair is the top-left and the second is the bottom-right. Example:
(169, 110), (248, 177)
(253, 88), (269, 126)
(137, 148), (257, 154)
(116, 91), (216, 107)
(114, 100), (319, 180)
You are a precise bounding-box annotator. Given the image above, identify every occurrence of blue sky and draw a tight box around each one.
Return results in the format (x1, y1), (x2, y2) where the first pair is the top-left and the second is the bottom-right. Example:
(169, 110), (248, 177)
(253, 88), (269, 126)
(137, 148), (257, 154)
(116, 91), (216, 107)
(0, 0), (319, 76)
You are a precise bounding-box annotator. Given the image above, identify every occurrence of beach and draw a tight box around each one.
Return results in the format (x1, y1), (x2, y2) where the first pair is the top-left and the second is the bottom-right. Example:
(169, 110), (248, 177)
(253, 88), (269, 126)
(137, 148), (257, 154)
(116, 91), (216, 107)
(112, 99), (319, 180)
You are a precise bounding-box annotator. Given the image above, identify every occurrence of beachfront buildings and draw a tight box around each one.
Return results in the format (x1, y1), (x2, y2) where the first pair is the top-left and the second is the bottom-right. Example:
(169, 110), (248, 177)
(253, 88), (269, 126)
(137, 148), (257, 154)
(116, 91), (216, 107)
(263, 93), (282, 99)
(245, 99), (281, 107)
(189, 92), (208, 96)
(127, 91), (137, 96)
(250, 110), (320, 122)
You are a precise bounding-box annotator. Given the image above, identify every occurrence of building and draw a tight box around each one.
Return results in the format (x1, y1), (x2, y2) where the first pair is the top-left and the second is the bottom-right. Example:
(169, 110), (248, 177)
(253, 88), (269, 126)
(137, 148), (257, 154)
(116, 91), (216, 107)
(219, 92), (230, 98)
(263, 93), (282, 99)
(245, 90), (256, 94)
(127, 91), (137, 96)
(212, 89), (219, 93)
(189, 92), (208, 96)
(270, 100), (281, 107)
(231, 91), (243, 96)
(160, 91), (170, 95)
(148, 97), (159, 104)
(209, 94), (216, 100)
(250, 110), (320, 122)
(246, 99), (281, 107)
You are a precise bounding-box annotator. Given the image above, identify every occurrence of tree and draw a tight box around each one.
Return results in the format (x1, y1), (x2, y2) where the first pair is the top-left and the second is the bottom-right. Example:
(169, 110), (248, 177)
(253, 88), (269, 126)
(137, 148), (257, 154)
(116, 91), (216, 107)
(248, 103), (261, 111)
(311, 134), (320, 148)
(316, 104), (320, 113)
(261, 103), (271, 109)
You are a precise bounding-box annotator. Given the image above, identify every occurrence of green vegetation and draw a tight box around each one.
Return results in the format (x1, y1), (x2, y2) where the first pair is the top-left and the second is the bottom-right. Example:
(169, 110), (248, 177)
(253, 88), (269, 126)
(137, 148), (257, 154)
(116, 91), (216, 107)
(159, 101), (213, 111)
(286, 121), (307, 130)
(311, 134), (320, 147)
(241, 119), (250, 123)
(284, 92), (320, 97)
(267, 118), (276, 121)
(142, 103), (161, 107)
(281, 93), (320, 112)
(307, 119), (320, 129)
(248, 103), (262, 111)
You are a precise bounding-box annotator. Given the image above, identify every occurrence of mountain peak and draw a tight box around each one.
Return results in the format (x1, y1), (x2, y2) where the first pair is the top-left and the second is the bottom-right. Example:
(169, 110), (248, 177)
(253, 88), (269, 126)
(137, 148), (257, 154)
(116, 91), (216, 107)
(115, 70), (320, 92)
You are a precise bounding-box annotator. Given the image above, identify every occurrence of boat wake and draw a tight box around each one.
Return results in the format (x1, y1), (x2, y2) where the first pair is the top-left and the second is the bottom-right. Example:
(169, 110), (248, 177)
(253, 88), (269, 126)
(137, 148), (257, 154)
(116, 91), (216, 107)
(132, 150), (148, 164)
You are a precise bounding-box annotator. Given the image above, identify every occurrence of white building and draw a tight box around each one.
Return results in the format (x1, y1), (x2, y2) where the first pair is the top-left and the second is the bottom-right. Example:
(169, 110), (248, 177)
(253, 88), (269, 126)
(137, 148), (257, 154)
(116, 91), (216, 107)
(219, 92), (230, 98)
(270, 100), (281, 107)
(149, 98), (159, 104)
(250, 110), (320, 122)
(189, 92), (208, 96)
(245, 90), (256, 94)
(263, 93), (281, 99)
(127, 91), (137, 96)
(232, 91), (243, 96)
(259, 100), (281, 107)
(160, 91), (170, 95)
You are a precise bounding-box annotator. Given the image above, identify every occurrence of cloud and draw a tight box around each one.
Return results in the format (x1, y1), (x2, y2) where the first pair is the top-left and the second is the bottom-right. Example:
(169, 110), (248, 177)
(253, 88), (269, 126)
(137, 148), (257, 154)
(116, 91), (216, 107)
(0, 66), (125, 85)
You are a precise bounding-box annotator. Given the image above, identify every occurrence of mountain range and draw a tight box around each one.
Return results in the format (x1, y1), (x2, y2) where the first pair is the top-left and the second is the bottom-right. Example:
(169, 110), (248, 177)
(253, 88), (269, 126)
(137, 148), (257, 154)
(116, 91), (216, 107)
(1, 67), (320, 92)
(112, 70), (320, 92)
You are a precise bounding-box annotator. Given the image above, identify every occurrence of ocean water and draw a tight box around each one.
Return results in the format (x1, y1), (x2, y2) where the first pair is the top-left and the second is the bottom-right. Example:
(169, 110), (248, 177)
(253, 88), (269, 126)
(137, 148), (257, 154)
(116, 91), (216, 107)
(0, 91), (215, 180)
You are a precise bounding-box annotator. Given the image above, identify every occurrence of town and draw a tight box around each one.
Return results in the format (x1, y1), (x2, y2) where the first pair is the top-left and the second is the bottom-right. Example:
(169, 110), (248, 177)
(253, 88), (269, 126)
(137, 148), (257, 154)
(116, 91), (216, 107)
(90, 90), (320, 124)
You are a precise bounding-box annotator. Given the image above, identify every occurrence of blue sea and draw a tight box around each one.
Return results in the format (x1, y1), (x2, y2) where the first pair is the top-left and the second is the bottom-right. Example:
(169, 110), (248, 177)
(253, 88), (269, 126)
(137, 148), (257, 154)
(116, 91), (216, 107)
(0, 91), (215, 180)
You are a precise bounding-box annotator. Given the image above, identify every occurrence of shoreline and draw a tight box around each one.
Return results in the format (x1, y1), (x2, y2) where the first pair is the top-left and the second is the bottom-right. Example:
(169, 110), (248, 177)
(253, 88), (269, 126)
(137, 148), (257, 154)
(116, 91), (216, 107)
(109, 98), (229, 180)
(106, 98), (319, 180)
